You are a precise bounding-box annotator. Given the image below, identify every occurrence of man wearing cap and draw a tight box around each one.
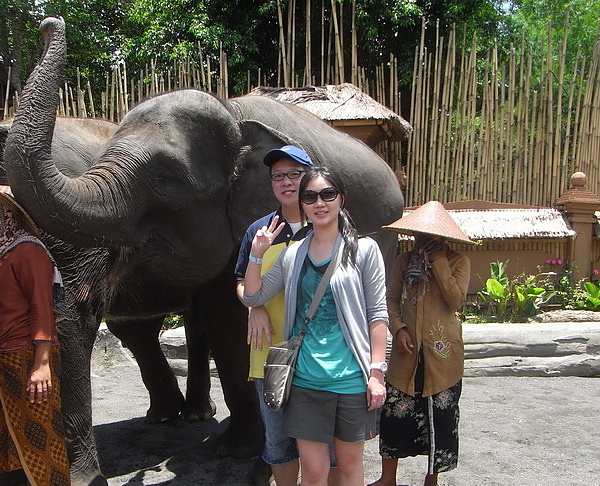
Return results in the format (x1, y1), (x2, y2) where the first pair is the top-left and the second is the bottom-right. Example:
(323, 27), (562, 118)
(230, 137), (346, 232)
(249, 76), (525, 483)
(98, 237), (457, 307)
(235, 145), (313, 485)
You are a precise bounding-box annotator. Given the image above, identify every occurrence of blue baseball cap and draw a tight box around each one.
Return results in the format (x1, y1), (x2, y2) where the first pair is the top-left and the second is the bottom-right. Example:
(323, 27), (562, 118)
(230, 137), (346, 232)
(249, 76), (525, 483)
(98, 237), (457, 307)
(263, 145), (313, 168)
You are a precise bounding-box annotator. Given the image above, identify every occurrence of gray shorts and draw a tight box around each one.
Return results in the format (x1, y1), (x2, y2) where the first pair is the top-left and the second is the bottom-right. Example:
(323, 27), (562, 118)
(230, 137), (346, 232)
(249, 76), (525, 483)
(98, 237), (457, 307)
(283, 385), (377, 443)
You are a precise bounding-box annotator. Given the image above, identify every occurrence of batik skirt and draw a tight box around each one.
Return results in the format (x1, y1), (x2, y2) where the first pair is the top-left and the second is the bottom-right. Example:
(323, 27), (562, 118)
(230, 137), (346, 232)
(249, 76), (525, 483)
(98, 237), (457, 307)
(379, 379), (462, 475)
(0, 345), (71, 486)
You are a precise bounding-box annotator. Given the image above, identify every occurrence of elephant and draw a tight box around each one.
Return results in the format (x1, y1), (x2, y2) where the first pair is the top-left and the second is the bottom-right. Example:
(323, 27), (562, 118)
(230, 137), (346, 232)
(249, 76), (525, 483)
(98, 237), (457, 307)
(3, 17), (404, 486)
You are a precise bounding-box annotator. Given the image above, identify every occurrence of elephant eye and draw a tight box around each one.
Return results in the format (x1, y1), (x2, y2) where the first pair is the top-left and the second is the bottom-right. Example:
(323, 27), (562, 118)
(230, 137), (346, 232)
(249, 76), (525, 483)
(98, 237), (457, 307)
(150, 167), (185, 199)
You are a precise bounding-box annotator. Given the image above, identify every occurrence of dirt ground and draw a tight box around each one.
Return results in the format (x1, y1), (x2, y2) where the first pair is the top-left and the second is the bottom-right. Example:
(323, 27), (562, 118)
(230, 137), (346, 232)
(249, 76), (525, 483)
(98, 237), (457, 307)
(90, 362), (599, 486)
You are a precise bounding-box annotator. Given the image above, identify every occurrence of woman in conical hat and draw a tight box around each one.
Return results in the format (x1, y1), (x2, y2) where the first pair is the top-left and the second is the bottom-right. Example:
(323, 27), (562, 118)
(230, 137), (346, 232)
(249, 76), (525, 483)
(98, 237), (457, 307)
(0, 187), (70, 486)
(370, 201), (472, 486)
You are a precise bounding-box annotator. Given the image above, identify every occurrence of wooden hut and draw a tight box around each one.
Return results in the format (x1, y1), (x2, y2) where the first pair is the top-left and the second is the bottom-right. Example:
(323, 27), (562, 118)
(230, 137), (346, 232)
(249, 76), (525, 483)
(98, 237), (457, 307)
(249, 83), (412, 149)
(397, 200), (576, 297)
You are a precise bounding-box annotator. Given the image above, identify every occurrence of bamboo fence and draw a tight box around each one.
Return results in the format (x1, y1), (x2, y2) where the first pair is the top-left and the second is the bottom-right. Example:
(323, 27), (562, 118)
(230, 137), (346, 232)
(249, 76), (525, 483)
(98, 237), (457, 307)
(405, 17), (600, 207)
(3, 3), (600, 209)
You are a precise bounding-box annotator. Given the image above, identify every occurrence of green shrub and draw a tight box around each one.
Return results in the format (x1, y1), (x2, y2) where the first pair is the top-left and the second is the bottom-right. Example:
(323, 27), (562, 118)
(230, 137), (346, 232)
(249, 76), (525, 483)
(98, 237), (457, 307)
(477, 261), (553, 322)
(163, 313), (184, 330)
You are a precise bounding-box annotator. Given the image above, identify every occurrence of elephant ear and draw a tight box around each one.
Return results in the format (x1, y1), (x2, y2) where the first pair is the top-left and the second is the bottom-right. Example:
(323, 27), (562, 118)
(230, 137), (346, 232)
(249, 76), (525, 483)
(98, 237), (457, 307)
(228, 120), (303, 243)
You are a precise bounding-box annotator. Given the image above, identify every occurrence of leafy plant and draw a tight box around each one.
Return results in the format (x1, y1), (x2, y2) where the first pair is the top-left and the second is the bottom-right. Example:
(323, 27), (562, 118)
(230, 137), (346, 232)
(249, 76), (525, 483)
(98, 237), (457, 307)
(478, 277), (511, 320)
(512, 275), (553, 321)
(162, 313), (184, 330)
(581, 281), (600, 310)
(477, 261), (554, 322)
(478, 261), (511, 320)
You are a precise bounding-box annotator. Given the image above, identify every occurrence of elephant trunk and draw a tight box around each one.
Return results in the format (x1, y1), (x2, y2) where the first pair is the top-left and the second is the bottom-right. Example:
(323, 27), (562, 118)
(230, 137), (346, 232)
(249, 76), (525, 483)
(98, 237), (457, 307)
(4, 17), (140, 247)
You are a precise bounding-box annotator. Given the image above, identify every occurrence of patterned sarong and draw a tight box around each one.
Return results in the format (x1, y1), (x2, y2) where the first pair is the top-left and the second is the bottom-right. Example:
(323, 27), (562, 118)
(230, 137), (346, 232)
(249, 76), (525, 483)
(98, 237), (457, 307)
(379, 380), (462, 475)
(0, 345), (71, 486)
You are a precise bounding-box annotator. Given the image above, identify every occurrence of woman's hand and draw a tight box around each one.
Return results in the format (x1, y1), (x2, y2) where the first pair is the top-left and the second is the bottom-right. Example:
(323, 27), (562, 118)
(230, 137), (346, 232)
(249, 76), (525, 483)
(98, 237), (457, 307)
(27, 363), (52, 404)
(395, 327), (414, 354)
(27, 341), (53, 404)
(428, 248), (446, 262)
(247, 306), (274, 350)
(367, 372), (386, 411)
(250, 215), (285, 259)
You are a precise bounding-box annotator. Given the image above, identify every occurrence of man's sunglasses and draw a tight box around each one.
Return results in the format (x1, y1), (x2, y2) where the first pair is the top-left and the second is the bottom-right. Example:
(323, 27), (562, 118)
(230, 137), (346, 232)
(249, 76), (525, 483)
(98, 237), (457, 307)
(270, 170), (304, 181)
(300, 187), (340, 204)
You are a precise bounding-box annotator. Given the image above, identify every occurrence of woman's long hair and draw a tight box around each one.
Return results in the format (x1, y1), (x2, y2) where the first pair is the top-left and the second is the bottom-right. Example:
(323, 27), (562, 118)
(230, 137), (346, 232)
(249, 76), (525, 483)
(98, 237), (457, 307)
(299, 166), (358, 266)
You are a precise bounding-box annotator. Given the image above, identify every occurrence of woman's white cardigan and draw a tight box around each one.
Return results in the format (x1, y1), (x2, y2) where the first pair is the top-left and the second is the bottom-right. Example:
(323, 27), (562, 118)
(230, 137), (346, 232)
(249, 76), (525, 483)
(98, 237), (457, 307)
(243, 232), (389, 384)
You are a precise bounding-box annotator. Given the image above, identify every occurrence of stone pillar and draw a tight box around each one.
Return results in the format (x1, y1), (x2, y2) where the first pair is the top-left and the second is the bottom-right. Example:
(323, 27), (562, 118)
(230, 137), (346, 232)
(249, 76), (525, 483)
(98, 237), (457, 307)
(555, 172), (600, 282)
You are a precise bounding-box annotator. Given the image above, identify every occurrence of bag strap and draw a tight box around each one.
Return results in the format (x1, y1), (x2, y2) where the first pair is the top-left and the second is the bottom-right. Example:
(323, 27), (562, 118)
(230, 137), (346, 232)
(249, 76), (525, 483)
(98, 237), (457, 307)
(298, 241), (343, 337)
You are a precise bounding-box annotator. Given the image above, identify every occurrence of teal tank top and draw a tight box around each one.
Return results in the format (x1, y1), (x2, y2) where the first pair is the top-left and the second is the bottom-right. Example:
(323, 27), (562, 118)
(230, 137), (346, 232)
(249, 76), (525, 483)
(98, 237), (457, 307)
(291, 255), (365, 393)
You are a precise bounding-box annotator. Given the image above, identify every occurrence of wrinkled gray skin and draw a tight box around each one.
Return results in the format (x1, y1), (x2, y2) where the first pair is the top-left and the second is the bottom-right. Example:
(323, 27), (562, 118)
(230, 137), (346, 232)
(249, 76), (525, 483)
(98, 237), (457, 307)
(3, 18), (404, 486)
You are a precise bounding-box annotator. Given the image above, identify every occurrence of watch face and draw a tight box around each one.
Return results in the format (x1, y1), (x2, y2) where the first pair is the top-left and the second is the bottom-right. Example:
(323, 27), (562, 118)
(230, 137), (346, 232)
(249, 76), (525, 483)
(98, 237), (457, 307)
(371, 362), (388, 372)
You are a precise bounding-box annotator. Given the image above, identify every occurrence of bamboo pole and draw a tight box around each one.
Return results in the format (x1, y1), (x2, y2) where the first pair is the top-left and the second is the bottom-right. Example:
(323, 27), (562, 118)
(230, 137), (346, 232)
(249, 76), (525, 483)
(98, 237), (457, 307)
(207, 55), (212, 92)
(507, 46), (516, 201)
(330, 0), (344, 83)
(326, 14), (333, 85)
(69, 86), (77, 119)
(351, 0), (357, 85)
(198, 41), (206, 89)
(321, 0), (325, 86)
(291, 0), (296, 87)
(306, 0), (312, 85)
(465, 35), (478, 200)
(86, 81), (95, 117)
(3, 67), (11, 119)
(122, 61), (129, 113)
(555, 11), (569, 196)
(219, 42), (224, 98)
(223, 51), (229, 98)
(109, 70), (115, 122)
(277, 0), (290, 87)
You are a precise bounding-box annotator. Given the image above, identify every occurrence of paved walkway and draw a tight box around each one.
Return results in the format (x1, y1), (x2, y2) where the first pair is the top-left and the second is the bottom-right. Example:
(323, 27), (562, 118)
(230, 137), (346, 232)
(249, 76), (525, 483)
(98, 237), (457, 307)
(91, 333), (599, 485)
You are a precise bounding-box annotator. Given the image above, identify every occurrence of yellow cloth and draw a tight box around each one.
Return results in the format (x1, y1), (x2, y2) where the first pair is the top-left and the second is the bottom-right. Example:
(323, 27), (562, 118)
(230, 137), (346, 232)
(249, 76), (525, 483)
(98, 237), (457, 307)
(0, 345), (71, 486)
(386, 249), (470, 397)
(248, 242), (288, 379)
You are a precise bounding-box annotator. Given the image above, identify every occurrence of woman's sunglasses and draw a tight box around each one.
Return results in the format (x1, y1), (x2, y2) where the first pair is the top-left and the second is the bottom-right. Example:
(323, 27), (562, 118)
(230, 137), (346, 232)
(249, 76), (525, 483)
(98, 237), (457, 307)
(300, 187), (340, 204)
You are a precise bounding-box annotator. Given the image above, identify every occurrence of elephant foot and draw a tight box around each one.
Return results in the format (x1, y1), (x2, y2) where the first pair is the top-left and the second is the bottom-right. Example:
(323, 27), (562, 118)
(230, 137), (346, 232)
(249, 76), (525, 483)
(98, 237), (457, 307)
(249, 457), (273, 486)
(182, 397), (217, 422)
(215, 417), (264, 458)
(145, 391), (185, 424)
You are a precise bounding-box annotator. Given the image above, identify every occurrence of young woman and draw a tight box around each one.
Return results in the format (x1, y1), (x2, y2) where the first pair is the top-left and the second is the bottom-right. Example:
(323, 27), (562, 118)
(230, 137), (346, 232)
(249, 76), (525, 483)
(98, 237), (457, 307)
(0, 188), (70, 486)
(243, 167), (388, 486)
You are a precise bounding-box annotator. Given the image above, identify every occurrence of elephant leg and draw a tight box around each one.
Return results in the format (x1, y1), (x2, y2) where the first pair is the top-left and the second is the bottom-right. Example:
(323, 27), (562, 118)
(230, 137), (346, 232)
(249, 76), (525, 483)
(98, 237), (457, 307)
(106, 316), (184, 424)
(193, 273), (264, 458)
(182, 309), (217, 421)
(58, 314), (108, 486)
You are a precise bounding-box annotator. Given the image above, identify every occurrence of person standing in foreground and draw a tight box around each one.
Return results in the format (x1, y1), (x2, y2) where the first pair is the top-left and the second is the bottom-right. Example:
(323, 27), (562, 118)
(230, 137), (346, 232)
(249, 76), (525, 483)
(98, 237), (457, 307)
(0, 187), (70, 486)
(369, 201), (473, 486)
(242, 167), (388, 486)
(235, 145), (313, 485)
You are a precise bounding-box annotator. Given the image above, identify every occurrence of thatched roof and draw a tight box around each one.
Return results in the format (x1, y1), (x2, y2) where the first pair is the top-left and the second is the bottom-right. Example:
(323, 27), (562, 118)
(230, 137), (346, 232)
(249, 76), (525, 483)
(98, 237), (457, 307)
(400, 208), (576, 240)
(249, 83), (413, 141)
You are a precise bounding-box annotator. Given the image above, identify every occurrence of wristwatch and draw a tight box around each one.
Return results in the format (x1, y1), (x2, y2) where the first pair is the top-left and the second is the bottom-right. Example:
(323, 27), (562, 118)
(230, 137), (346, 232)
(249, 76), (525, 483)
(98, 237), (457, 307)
(248, 254), (263, 265)
(370, 361), (388, 373)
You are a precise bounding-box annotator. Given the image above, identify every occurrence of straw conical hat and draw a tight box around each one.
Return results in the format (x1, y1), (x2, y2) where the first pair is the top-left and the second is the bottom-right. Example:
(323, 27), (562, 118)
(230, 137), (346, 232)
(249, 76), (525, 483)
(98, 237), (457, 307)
(382, 200), (475, 244)
(0, 185), (40, 235)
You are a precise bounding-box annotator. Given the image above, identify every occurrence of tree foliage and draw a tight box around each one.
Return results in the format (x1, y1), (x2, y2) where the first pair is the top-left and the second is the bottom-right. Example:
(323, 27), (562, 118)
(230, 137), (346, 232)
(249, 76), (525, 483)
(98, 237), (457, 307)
(2, 0), (600, 103)
(119, 0), (279, 94)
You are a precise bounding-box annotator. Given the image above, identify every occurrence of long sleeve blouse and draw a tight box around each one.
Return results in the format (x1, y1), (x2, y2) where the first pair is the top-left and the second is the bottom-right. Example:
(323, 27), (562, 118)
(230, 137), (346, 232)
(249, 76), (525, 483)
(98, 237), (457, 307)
(386, 248), (470, 397)
(243, 233), (389, 383)
(0, 242), (56, 351)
